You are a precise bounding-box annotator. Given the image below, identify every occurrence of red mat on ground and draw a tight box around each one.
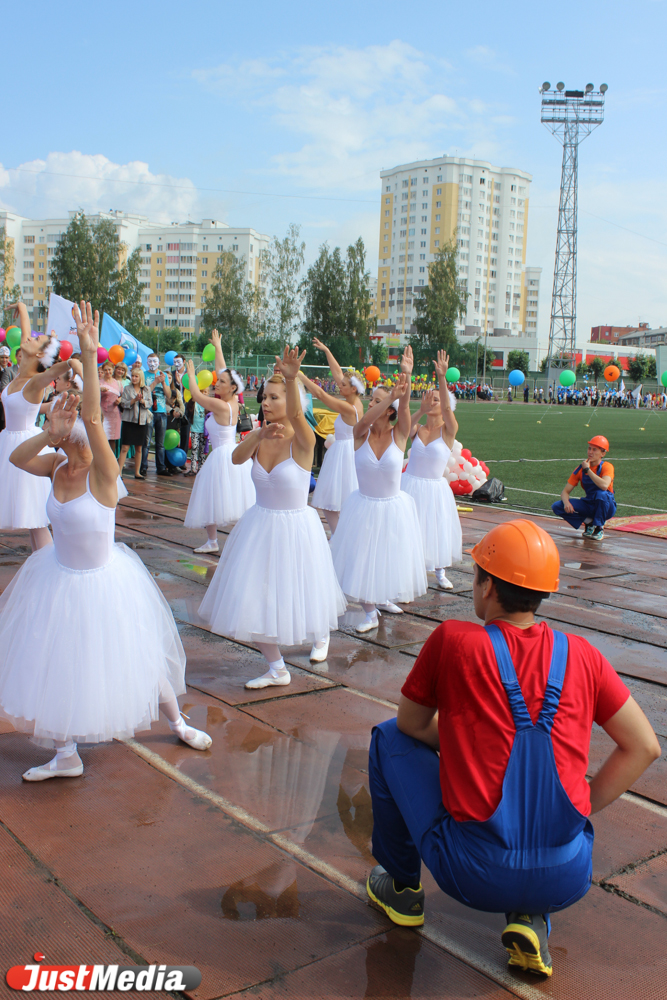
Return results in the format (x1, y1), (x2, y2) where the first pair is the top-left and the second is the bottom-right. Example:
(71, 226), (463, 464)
(608, 514), (667, 538)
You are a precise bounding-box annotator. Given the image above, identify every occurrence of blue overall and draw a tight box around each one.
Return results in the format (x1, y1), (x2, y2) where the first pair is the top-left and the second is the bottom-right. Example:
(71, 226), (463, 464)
(551, 462), (616, 529)
(369, 625), (594, 914)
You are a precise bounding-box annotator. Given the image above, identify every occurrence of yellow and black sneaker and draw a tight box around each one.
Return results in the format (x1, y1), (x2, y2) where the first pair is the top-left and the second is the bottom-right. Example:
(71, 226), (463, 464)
(366, 865), (425, 927)
(502, 913), (553, 977)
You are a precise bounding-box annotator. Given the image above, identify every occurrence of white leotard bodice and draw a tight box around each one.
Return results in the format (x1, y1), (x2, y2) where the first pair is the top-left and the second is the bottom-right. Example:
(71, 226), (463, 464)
(46, 461), (115, 570)
(333, 411), (357, 441)
(405, 432), (451, 480)
(252, 444), (310, 511)
(355, 432), (403, 499)
(207, 402), (236, 449)
(1, 383), (41, 432)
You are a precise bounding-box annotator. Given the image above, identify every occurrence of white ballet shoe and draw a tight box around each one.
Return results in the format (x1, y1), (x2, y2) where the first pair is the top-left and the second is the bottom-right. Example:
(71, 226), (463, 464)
(168, 713), (212, 751)
(22, 758), (84, 782)
(244, 667), (292, 691)
(356, 612), (379, 633)
(194, 540), (219, 554)
(435, 569), (454, 590)
(377, 601), (404, 614)
(309, 636), (330, 662)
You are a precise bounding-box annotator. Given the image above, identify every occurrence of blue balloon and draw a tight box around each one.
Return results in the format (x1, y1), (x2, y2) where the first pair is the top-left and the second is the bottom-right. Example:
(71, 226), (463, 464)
(123, 349), (138, 366)
(508, 369), (525, 386)
(164, 350), (177, 366)
(166, 447), (187, 468)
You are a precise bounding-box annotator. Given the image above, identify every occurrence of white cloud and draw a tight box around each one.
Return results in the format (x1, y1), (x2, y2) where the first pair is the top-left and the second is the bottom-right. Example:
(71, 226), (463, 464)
(193, 42), (511, 192)
(0, 151), (199, 222)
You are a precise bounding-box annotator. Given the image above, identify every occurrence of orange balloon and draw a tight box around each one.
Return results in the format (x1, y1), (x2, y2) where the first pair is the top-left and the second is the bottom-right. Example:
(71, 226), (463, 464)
(365, 365), (381, 383)
(604, 365), (620, 382)
(211, 370), (217, 384)
(108, 344), (125, 364)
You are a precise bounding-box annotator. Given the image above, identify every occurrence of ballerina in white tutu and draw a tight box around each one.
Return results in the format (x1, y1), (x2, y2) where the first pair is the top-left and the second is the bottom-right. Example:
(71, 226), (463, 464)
(402, 349), (462, 590)
(330, 353), (427, 634)
(0, 300), (75, 551)
(300, 338), (364, 535)
(198, 346), (346, 687)
(0, 301), (211, 782)
(183, 331), (255, 553)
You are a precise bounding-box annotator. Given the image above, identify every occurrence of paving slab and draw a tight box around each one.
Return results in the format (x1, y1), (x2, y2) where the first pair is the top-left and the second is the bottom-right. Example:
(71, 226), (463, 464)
(0, 733), (385, 1000)
(242, 687), (394, 747)
(589, 727), (667, 805)
(606, 851), (667, 916)
(339, 609), (437, 649)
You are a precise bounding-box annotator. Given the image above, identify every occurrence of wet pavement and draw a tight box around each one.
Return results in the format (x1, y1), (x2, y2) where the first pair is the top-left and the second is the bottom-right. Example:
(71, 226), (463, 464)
(0, 473), (666, 999)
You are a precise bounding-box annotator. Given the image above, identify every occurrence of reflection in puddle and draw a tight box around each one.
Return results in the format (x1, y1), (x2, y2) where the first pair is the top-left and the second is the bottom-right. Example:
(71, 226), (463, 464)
(364, 930), (422, 997)
(176, 559), (209, 577)
(222, 861), (300, 921)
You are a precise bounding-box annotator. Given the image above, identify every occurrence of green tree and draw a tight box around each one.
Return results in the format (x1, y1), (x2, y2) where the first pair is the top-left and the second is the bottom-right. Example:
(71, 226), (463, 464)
(587, 356), (605, 383)
(507, 349), (529, 376)
(456, 338), (492, 375)
(370, 341), (388, 366)
(409, 238), (468, 366)
(133, 327), (184, 354)
(302, 239), (376, 366)
(50, 212), (143, 330)
(200, 251), (260, 363)
(576, 360), (589, 377)
(539, 356), (549, 373)
(260, 223), (305, 342)
(627, 354), (649, 382)
(647, 356), (657, 378)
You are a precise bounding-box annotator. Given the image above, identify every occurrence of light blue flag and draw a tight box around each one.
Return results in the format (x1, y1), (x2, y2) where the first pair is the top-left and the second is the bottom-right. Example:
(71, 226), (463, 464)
(100, 314), (152, 368)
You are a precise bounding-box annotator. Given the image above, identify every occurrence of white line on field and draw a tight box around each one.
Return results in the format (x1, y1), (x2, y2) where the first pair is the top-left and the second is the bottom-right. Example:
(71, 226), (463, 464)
(501, 487), (667, 513)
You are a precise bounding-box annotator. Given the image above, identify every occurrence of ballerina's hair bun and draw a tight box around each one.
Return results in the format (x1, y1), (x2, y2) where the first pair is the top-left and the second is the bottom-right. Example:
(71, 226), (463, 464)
(226, 369), (244, 395)
(38, 337), (62, 371)
(348, 374), (364, 395)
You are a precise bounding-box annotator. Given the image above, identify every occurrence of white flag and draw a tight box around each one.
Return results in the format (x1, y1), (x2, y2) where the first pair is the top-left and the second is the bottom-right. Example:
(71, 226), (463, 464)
(45, 292), (80, 352)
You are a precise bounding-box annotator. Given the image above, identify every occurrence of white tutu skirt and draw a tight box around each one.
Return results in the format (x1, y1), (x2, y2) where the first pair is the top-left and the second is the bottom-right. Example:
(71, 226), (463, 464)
(198, 503), (347, 645)
(312, 439), (358, 512)
(184, 444), (255, 528)
(330, 490), (428, 604)
(401, 473), (463, 570)
(0, 427), (52, 529)
(0, 543), (186, 745)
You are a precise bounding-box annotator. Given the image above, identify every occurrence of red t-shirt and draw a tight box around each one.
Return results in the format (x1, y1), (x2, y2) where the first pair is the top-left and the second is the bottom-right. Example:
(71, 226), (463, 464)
(401, 620), (629, 823)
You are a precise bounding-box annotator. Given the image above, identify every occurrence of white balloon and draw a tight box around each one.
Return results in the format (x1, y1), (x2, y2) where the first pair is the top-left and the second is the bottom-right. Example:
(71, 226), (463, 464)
(462, 460), (473, 473)
(447, 473), (458, 483)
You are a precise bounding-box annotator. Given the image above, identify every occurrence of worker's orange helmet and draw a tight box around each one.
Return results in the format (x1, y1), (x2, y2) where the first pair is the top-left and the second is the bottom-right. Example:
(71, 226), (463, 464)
(588, 435), (609, 451)
(468, 519), (560, 592)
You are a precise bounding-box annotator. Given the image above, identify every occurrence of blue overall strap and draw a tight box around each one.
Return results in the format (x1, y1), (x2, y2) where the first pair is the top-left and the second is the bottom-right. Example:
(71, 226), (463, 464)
(484, 625), (533, 731)
(536, 630), (569, 734)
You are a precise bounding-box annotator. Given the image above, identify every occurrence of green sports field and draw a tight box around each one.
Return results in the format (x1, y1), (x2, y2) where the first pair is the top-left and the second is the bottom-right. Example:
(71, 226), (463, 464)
(243, 394), (667, 517)
(445, 400), (667, 517)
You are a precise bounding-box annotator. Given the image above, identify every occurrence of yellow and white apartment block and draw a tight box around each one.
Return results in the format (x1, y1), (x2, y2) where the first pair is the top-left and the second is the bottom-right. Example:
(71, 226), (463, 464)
(0, 210), (268, 337)
(376, 156), (538, 345)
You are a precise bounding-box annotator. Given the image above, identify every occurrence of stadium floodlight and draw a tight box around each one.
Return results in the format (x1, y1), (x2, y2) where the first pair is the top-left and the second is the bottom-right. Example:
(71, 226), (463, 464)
(600, 83), (608, 93)
(542, 81), (551, 91)
(540, 83), (607, 369)
(556, 82), (565, 91)
(585, 83), (594, 93)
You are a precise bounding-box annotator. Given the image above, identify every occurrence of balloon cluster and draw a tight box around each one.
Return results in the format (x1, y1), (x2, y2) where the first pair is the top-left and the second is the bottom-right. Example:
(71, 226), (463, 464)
(445, 441), (489, 496)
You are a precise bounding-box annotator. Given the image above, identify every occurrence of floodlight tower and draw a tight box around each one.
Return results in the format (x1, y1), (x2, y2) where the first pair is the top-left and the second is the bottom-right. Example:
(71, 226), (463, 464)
(540, 81), (607, 368)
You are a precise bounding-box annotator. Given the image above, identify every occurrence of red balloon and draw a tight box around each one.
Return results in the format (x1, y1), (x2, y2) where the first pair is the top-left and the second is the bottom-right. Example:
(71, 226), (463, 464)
(58, 340), (74, 361)
(471, 457), (478, 466)
(461, 448), (472, 460)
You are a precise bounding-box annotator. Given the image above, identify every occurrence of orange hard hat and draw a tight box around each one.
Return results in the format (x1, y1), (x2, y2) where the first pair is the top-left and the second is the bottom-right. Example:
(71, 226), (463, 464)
(468, 519), (560, 592)
(588, 435), (609, 451)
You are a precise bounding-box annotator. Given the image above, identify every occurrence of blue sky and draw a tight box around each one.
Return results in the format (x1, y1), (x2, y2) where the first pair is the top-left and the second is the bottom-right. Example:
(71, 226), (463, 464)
(2, 0), (666, 343)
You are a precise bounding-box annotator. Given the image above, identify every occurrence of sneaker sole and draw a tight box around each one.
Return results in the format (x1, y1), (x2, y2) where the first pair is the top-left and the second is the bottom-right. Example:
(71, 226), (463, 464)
(501, 925), (552, 977)
(366, 877), (425, 927)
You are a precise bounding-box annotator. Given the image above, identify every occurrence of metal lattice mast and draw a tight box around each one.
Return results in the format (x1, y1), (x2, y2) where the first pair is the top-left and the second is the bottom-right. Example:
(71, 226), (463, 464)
(540, 82), (607, 368)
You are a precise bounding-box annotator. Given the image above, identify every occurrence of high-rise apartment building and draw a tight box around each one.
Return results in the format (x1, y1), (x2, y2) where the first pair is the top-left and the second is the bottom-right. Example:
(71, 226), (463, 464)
(376, 156), (539, 346)
(0, 210), (269, 336)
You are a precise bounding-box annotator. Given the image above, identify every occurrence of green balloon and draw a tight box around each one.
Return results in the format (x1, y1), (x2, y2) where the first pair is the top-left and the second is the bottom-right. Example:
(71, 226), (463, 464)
(164, 429), (180, 451)
(445, 366), (460, 382)
(182, 373), (189, 390)
(5, 327), (21, 349)
(10, 348), (17, 363)
(202, 343), (216, 363)
(661, 371), (667, 388)
(559, 370), (576, 387)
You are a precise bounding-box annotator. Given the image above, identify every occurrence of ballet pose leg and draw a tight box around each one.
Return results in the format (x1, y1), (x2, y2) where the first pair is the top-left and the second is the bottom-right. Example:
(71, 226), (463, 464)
(246, 643), (291, 690)
(159, 680), (212, 750)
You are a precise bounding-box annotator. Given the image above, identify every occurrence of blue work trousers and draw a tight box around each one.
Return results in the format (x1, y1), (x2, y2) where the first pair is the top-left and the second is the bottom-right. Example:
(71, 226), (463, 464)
(369, 718), (591, 915)
(551, 491), (616, 529)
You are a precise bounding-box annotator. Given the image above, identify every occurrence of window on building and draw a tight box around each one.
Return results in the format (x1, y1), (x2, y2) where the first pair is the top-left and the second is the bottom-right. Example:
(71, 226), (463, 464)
(402, 180), (409, 188)
(420, 241), (426, 248)
(436, 188), (441, 195)
(24, 235), (35, 244)
(411, 177), (417, 186)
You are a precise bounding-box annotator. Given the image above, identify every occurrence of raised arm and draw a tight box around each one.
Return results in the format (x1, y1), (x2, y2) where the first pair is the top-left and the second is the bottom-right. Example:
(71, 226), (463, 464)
(72, 301), (119, 497)
(274, 345), (315, 466)
(298, 369), (358, 419)
(353, 375), (408, 440)
(184, 359), (228, 417)
(410, 391), (433, 439)
(9, 418), (62, 478)
(210, 329), (226, 373)
(8, 301), (33, 347)
(434, 350), (458, 447)
(23, 359), (72, 403)
(312, 337), (344, 386)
